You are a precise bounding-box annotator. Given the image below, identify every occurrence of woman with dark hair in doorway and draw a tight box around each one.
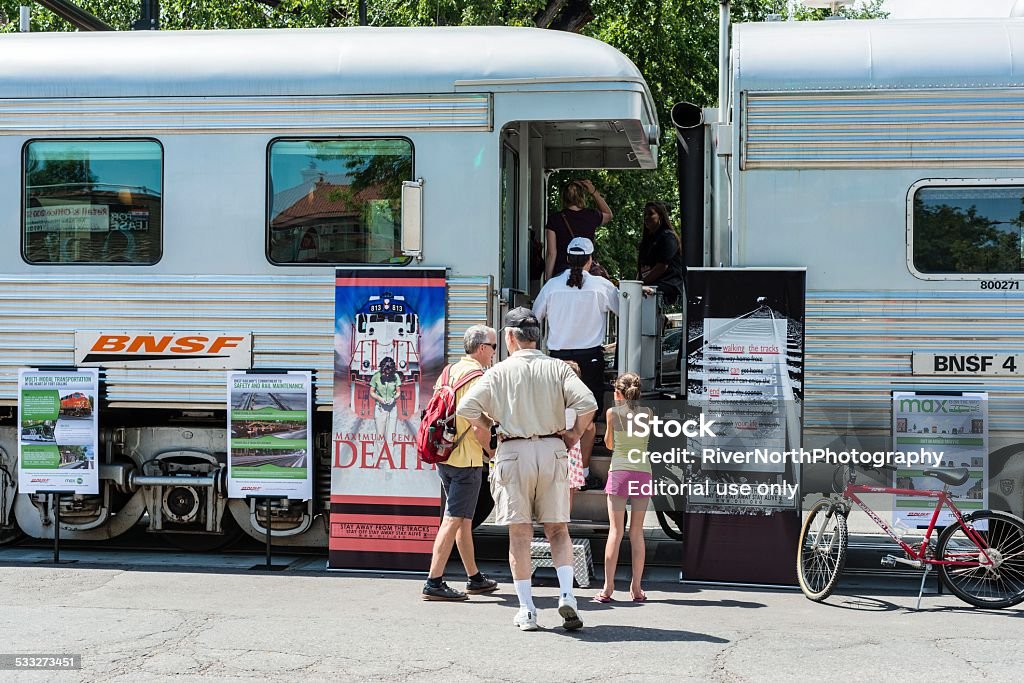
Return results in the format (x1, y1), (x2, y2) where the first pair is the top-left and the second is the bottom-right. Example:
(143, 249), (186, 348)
(544, 179), (613, 280)
(638, 201), (685, 305)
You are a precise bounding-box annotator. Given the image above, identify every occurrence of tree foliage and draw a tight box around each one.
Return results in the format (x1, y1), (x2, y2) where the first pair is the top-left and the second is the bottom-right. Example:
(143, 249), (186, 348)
(0, 0), (887, 278)
(913, 199), (1024, 274)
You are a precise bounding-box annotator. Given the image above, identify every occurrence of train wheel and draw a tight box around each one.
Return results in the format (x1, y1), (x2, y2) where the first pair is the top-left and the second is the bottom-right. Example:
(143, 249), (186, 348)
(0, 521), (25, 547)
(162, 513), (244, 552)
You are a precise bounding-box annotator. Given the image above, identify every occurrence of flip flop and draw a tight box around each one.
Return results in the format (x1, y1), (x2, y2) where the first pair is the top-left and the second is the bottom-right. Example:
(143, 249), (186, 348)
(632, 592), (647, 603)
(592, 594), (614, 604)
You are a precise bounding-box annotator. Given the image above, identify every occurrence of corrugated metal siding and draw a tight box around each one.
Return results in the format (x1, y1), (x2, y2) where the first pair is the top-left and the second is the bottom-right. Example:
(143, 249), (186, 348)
(743, 89), (1024, 169)
(0, 94), (492, 135)
(805, 291), (1024, 438)
(0, 274), (492, 408)
(446, 276), (493, 360)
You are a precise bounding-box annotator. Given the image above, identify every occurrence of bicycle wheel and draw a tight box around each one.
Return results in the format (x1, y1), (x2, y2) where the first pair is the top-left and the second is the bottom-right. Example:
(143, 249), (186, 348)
(797, 498), (848, 601)
(936, 510), (1024, 609)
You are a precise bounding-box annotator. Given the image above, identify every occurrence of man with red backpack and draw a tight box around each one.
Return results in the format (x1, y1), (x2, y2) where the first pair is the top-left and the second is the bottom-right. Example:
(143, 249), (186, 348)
(421, 325), (500, 601)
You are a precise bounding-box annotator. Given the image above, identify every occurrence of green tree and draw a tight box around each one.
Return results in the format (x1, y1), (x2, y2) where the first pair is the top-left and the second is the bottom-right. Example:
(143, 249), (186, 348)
(913, 198), (1022, 274)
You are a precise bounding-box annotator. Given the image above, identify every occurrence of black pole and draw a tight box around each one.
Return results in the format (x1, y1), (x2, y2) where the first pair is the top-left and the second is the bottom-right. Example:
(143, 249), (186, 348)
(246, 494), (286, 570)
(265, 496), (272, 569)
(132, 0), (159, 30)
(53, 492), (61, 563)
(671, 102), (705, 270)
(359, 0), (366, 25)
(34, 0), (114, 31)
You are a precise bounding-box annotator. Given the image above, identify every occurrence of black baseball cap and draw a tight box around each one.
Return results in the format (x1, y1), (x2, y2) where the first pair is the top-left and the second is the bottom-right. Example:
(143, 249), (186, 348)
(503, 307), (541, 329)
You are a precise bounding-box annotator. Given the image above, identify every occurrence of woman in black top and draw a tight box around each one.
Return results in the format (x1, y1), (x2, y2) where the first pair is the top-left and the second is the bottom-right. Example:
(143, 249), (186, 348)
(637, 201), (685, 305)
(544, 179), (613, 280)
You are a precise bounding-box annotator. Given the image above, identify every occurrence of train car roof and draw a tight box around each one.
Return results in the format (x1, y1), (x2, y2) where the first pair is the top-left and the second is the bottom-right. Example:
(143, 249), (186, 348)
(0, 26), (648, 98)
(734, 18), (1024, 91)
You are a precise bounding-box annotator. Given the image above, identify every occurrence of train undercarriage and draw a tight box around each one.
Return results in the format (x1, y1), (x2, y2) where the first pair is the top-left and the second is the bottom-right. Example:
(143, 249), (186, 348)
(0, 416), (332, 550)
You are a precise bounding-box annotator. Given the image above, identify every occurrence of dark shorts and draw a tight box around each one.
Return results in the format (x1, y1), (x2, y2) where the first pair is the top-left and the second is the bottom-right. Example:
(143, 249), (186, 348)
(438, 463), (483, 519)
(550, 346), (606, 413)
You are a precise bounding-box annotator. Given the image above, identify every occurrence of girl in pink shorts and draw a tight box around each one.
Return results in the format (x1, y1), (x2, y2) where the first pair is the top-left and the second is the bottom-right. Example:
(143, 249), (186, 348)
(595, 372), (651, 603)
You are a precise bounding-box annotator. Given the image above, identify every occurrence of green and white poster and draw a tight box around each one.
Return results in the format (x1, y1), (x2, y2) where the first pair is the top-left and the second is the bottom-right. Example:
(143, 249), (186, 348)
(227, 372), (312, 499)
(892, 391), (988, 527)
(18, 368), (100, 494)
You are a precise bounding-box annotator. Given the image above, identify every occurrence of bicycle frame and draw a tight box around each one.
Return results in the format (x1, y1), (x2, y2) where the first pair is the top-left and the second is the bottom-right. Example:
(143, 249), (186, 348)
(839, 481), (995, 568)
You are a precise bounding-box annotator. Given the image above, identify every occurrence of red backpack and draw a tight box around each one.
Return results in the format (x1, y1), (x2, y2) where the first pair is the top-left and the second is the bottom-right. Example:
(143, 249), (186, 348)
(416, 363), (484, 465)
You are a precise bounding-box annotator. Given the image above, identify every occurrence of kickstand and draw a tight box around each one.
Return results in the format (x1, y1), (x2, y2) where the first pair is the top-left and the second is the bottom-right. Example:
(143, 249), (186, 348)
(915, 565), (932, 611)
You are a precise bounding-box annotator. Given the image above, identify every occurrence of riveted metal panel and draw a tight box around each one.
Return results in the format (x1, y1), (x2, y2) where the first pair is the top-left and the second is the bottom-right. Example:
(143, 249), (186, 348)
(446, 276), (493, 361)
(0, 274), (491, 409)
(0, 94), (492, 135)
(744, 90), (1024, 169)
(804, 291), (1024, 439)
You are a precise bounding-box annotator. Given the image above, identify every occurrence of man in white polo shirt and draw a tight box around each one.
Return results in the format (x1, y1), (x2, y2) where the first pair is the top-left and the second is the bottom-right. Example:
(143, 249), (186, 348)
(534, 237), (619, 487)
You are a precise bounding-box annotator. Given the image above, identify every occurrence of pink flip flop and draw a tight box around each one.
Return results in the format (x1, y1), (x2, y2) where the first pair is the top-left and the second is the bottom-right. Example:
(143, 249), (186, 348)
(592, 594), (614, 604)
(632, 592), (647, 603)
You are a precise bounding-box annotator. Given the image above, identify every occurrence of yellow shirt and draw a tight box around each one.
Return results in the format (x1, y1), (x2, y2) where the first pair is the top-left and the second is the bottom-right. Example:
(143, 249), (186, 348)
(609, 408), (652, 473)
(610, 430), (652, 473)
(435, 356), (487, 468)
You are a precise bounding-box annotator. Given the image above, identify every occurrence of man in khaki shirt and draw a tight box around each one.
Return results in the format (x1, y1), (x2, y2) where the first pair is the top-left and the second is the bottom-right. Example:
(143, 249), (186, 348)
(458, 307), (597, 632)
(422, 325), (499, 602)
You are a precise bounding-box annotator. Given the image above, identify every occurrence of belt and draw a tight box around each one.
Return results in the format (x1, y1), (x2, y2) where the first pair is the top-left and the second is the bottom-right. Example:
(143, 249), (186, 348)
(499, 433), (560, 443)
(549, 346), (603, 358)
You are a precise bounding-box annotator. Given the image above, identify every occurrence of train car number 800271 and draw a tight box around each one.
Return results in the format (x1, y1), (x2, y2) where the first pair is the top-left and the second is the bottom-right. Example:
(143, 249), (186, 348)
(979, 280), (1020, 290)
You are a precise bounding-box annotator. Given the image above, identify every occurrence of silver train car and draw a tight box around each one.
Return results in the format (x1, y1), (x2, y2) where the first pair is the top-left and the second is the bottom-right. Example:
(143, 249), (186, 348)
(692, 17), (1024, 515)
(0, 27), (659, 547)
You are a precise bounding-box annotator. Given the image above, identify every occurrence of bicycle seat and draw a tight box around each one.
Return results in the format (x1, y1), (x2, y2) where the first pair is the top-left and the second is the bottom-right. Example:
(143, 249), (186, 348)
(923, 467), (969, 487)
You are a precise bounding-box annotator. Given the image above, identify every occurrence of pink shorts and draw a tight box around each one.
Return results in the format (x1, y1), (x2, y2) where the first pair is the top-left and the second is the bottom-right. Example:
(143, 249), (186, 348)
(604, 470), (652, 499)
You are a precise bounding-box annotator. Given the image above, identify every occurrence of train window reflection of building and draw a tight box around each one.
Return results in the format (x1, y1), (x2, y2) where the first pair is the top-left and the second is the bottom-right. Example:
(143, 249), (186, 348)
(297, 228), (320, 262)
(103, 229), (135, 262)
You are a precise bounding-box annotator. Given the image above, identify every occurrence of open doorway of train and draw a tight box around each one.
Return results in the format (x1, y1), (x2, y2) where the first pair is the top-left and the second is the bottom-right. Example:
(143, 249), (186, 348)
(493, 119), (684, 543)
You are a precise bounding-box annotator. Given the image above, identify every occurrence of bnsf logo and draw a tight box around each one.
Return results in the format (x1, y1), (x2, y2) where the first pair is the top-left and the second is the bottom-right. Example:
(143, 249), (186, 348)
(91, 335), (244, 355)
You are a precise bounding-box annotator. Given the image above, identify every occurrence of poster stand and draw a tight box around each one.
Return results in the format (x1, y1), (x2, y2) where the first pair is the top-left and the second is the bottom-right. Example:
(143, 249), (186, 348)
(48, 490), (77, 564)
(246, 494), (287, 571)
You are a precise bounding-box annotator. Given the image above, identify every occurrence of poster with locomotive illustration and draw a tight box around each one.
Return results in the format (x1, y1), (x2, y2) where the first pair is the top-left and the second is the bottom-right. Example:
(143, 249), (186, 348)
(330, 269), (446, 571)
(684, 268), (805, 513)
(892, 391), (988, 528)
(227, 372), (312, 499)
(17, 368), (99, 494)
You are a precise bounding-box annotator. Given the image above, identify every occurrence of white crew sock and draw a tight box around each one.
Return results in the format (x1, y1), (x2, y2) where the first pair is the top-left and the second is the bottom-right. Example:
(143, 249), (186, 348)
(582, 467), (590, 478)
(556, 565), (575, 599)
(514, 579), (536, 612)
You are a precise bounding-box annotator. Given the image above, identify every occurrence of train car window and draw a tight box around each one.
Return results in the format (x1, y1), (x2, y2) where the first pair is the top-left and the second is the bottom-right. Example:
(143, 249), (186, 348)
(23, 140), (163, 265)
(267, 138), (413, 265)
(912, 185), (1024, 274)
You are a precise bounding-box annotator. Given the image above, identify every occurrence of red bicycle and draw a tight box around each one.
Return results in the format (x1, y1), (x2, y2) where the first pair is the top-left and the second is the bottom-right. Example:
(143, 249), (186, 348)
(797, 464), (1024, 609)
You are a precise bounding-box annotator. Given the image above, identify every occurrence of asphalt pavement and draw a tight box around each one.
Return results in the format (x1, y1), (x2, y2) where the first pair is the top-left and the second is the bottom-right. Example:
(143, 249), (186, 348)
(0, 548), (1022, 682)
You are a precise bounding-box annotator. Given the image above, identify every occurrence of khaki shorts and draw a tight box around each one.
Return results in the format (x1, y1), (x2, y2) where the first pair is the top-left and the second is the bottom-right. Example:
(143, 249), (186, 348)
(490, 437), (570, 524)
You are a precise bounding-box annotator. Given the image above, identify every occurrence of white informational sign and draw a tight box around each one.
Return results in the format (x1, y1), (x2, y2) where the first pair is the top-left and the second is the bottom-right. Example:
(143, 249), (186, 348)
(25, 205), (109, 233)
(913, 352), (1023, 377)
(684, 269), (805, 514)
(227, 372), (312, 499)
(17, 368), (100, 495)
(696, 317), (790, 471)
(892, 391), (988, 527)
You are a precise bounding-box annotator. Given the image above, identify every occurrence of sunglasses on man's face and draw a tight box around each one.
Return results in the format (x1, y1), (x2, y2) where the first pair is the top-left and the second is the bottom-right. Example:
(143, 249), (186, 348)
(483, 343), (498, 349)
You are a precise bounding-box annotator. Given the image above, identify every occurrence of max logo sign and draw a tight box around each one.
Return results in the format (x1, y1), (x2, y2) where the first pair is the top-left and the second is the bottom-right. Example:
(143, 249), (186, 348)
(898, 399), (975, 414)
(75, 331), (252, 369)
